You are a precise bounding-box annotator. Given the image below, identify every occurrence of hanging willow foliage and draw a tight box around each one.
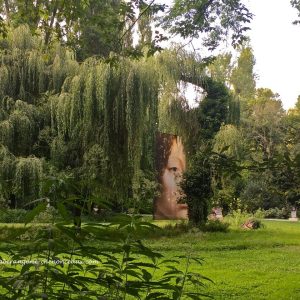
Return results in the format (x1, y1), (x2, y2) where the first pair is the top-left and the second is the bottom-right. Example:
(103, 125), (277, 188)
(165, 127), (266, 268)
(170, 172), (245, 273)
(213, 124), (244, 159)
(49, 57), (160, 206)
(0, 26), (213, 210)
(82, 144), (107, 180)
(0, 26), (79, 104)
(0, 66), (9, 99)
(0, 100), (40, 156)
(0, 120), (13, 149)
(0, 145), (15, 185)
(52, 48), (79, 93)
(50, 136), (69, 169)
(154, 48), (207, 153)
(13, 157), (43, 206)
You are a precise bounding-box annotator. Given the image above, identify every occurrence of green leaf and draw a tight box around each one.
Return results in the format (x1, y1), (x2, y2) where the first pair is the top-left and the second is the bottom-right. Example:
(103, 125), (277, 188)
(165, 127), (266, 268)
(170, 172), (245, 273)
(57, 202), (72, 221)
(123, 269), (142, 279)
(145, 292), (167, 299)
(24, 202), (47, 225)
(55, 224), (81, 244)
(20, 263), (33, 274)
(3, 267), (19, 273)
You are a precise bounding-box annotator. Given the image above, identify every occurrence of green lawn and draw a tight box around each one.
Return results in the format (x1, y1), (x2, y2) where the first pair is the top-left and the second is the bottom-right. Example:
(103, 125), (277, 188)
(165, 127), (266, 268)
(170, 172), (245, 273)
(1, 220), (300, 299)
(145, 220), (300, 299)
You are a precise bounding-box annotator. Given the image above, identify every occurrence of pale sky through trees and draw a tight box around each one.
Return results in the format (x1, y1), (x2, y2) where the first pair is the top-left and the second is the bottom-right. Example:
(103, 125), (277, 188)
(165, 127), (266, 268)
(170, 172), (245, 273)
(159, 0), (300, 110)
(243, 0), (300, 109)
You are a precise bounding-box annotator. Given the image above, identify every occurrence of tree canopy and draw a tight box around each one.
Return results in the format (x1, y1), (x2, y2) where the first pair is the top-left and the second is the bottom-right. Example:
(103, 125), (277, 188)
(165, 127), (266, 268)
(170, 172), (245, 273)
(0, 1), (299, 224)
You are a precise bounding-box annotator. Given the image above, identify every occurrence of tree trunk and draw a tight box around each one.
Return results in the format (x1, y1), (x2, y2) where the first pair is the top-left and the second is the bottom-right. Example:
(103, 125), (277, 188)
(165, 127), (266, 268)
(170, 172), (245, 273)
(44, 1), (59, 45)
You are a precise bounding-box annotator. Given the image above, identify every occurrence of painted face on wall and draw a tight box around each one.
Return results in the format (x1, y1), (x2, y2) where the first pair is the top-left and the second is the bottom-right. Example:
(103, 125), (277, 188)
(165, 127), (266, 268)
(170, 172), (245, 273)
(161, 138), (185, 202)
(154, 134), (188, 220)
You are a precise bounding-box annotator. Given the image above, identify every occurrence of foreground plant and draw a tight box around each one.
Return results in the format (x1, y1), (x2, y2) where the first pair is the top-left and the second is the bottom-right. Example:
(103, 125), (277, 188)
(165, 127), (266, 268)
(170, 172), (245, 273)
(0, 203), (212, 299)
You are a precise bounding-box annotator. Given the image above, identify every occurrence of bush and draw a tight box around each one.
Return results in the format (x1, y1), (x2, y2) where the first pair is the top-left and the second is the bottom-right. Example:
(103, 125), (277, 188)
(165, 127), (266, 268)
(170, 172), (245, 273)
(225, 209), (252, 228)
(251, 219), (263, 229)
(32, 206), (60, 223)
(0, 206), (64, 224)
(240, 179), (282, 212)
(0, 208), (27, 223)
(201, 219), (229, 232)
(241, 218), (264, 230)
(81, 209), (116, 222)
(253, 208), (266, 219)
(162, 221), (190, 236)
(264, 207), (289, 219)
(181, 150), (212, 225)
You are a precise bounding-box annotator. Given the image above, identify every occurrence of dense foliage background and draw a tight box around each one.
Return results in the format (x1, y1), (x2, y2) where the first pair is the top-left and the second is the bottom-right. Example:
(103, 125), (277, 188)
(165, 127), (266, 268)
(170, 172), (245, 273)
(0, 0), (299, 224)
(0, 1), (300, 299)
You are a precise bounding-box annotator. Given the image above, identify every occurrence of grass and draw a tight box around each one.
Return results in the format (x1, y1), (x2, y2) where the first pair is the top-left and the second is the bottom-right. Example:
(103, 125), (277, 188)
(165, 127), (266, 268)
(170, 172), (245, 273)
(1, 220), (300, 299)
(144, 220), (300, 299)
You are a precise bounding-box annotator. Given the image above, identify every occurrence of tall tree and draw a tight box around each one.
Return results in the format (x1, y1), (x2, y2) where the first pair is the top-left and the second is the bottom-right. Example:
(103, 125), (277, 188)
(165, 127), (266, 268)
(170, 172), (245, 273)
(246, 88), (284, 160)
(231, 46), (256, 103)
(197, 78), (231, 140)
(162, 0), (253, 50)
(0, 0), (131, 58)
(207, 53), (233, 86)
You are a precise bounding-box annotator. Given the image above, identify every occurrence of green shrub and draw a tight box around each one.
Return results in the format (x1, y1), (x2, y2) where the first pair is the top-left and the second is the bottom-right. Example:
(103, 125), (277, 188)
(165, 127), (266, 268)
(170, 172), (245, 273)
(264, 207), (289, 219)
(32, 206), (60, 223)
(140, 221), (191, 239)
(241, 218), (264, 230)
(201, 219), (229, 232)
(225, 209), (252, 228)
(162, 221), (190, 236)
(81, 209), (116, 222)
(254, 208), (266, 219)
(251, 218), (263, 229)
(181, 150), (212, 225)
(0, 208), (27, 223)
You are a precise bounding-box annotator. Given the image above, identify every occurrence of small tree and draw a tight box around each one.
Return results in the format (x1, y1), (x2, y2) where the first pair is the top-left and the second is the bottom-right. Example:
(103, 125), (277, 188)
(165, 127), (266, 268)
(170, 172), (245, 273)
(181, 150), (212, 225)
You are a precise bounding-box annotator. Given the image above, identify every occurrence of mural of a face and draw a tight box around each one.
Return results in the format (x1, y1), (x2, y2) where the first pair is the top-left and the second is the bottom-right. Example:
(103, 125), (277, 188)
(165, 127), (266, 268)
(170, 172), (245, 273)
(154, 134), (188, 219)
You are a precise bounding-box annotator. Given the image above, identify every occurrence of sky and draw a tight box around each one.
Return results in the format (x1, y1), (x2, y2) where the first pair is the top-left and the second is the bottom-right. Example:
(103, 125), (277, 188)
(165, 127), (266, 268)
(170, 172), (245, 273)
(243, 0), (300, 109)
(140, 0), (300, 109)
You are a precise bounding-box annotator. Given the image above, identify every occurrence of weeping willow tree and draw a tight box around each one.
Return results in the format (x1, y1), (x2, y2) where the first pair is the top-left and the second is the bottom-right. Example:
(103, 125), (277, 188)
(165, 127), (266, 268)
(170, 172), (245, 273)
(0, 26), (80, 207)
(49, 57), (160, 210)
(154, 48), (205, 153)
(0, 25), (231, 212)
(210, 124), (246, 211)
(0, 145), (44, 207)
(0, 145), (15, 203)
(0, 25), (79, 103)
(13, 157), (43, 207)
(213, 124), (244, 159)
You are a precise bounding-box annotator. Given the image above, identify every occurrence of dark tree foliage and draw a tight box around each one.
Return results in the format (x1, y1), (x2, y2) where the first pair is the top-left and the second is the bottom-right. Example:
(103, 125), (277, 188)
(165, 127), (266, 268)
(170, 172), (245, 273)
(181, 149), (212, 225)
(162, 0), (253, 50)
(271, 151), (300, 207)
(198, 78), (231, 140)
(75, 0), (126, 60)
(179, 77), (234, 224)
(0, 0), (254, 60)
(0, 15), (6, 37)
(0, 0), (132, 59)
